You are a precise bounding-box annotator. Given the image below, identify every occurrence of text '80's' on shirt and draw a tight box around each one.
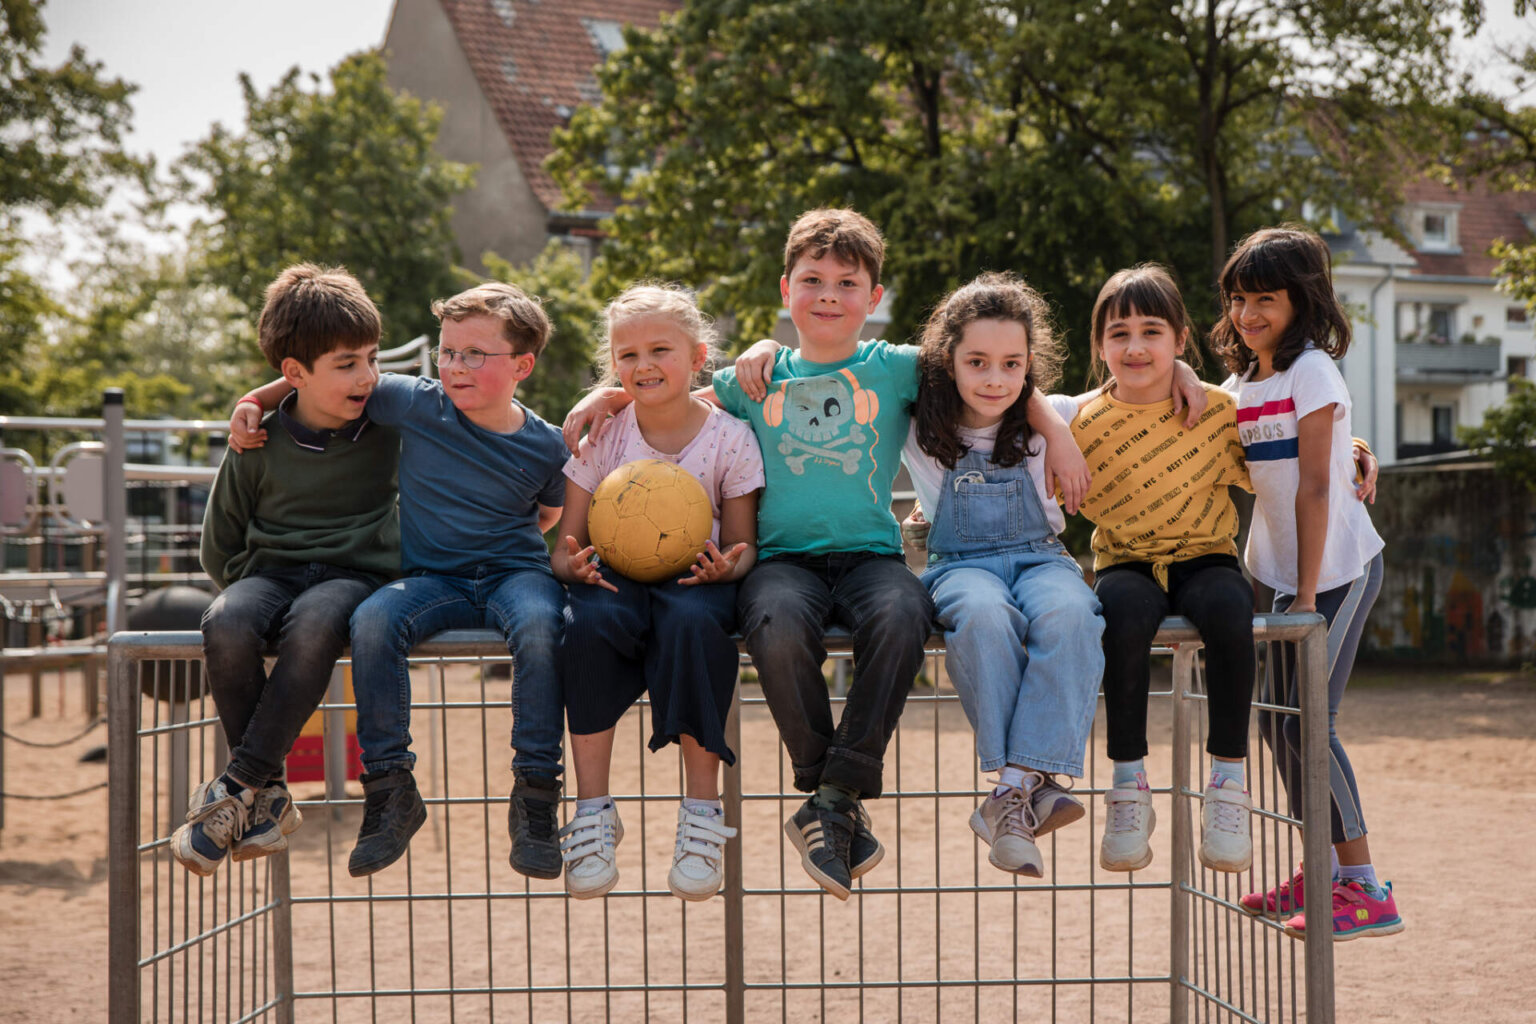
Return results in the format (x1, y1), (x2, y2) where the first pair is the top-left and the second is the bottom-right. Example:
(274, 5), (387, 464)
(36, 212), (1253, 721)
(1069, 382), (1251, 588)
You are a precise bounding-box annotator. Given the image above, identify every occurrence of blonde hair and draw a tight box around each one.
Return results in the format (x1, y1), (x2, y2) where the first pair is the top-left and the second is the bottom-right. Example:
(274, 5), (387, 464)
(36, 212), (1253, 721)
(592, 283), (721, 388)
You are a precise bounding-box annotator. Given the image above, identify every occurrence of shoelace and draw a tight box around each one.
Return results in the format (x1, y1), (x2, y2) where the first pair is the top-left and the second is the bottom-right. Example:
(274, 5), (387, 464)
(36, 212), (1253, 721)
(991, 787), (1038, 839)
(1207, 797), (1247, 833)
(1106, 794), (1144, 833)
(674, 811), (737, 868)
(813, 806), (855, 859)
(189, 788), (249, 845)
(516, 794), (556, 841)
(559, 812), (616, 864)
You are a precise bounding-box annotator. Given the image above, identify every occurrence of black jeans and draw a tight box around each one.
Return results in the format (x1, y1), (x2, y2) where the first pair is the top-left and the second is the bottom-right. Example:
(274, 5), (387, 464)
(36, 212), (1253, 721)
(1094, 554), (1254, 762)
(737, 553), (935, 798)
(202, 564), (380, 787)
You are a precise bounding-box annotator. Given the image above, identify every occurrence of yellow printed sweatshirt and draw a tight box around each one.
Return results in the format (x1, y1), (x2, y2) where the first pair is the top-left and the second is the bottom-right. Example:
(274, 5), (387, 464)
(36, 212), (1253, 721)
(1070, 383), (1251, 588)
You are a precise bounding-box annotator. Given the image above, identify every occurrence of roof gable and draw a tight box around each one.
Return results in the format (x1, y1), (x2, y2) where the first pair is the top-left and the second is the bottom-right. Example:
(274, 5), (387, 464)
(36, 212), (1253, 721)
(1399, 178), (1536, 279)
(440, 0), (678, 211)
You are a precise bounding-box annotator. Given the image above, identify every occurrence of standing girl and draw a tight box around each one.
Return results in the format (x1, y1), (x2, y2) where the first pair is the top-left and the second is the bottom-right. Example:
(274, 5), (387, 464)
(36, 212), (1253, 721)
(1211, 226), (1400, 940)
(1068, 265), (1257, 876)
(903, 273), (1105, 877)
(552, 284), (764, 901)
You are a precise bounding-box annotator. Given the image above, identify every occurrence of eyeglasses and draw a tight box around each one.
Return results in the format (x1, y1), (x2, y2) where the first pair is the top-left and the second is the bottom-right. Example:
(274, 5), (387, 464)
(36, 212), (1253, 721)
(431, 346), (518, 370)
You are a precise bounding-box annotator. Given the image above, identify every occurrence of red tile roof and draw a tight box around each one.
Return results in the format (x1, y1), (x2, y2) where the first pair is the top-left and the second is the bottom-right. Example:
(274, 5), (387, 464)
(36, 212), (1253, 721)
(1400, 178), (1535, 279)
(440, 0), (678, 212)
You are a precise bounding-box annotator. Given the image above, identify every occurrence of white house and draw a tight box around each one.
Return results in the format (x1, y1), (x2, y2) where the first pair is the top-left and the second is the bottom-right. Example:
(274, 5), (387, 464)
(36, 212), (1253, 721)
(1329, 178), (1535, 464)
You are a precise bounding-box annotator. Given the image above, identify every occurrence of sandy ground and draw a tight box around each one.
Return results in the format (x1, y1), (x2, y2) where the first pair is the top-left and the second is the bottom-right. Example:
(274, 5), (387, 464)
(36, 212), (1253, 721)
(1, 663), (1533, 1023)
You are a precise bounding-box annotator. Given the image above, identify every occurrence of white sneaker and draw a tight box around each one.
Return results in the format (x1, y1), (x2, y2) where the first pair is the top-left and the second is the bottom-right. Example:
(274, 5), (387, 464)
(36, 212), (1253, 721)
(667, 806), (737, 901)
(1198, 777), (1253, 872)
(969, 779), (1044, 877)
(559, 803), (623, 899)
(1099, 780), (1155, 872)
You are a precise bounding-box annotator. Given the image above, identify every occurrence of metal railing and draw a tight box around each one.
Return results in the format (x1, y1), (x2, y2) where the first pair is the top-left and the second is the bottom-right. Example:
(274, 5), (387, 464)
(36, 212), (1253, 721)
(108, 616), (1333, 1023)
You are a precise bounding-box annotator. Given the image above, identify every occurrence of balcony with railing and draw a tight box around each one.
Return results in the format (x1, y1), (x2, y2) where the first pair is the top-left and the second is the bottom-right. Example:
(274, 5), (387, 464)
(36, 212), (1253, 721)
(1396, 337), (1502, 378)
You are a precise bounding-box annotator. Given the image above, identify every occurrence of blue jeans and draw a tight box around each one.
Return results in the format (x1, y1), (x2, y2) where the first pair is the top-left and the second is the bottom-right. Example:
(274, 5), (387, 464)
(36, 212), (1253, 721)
(924, 545), (1103, 776)
(737, 553), (935, 798)
(349, 567), (565, 777)
(202, 564), (380, 788)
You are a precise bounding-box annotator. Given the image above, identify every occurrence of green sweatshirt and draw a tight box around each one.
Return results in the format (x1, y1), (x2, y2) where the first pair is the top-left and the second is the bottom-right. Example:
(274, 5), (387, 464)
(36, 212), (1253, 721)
(200, 404), (401, 588)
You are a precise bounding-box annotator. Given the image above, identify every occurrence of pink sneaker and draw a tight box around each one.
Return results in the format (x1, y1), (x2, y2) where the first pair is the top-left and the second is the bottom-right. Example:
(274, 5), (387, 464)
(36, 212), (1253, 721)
(1283, 880), (1405, 941)
(1239, 865), (1307, 916)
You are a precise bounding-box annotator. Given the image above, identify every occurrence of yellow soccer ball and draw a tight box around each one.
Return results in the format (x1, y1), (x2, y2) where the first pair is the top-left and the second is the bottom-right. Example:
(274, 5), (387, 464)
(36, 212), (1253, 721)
(588, 459), (715, 583)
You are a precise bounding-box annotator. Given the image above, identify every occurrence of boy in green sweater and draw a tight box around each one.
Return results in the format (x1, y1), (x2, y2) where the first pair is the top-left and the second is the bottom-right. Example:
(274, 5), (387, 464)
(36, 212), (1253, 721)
(173, 264), (400, 876)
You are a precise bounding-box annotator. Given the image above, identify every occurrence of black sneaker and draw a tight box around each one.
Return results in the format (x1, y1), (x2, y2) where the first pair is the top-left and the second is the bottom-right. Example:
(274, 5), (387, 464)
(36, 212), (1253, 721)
(508, 772), (562, 879)
(783, 796), (855, 900)
(348, 769), (427, 878)
(848, 799), (885, 880)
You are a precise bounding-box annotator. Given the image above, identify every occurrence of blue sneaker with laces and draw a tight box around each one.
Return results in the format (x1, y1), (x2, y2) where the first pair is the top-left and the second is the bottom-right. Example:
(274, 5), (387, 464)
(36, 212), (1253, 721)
(171, 777), (254, 876)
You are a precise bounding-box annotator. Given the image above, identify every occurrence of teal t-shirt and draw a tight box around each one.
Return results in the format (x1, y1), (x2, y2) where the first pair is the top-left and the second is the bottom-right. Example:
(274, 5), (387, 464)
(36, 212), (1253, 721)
(713, 340), (920, 559)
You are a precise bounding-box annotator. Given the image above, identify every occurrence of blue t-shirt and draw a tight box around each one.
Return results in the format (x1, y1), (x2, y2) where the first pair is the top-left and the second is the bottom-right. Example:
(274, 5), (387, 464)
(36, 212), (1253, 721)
(713, 340), (920, 558)
(367, 373), (566, 575)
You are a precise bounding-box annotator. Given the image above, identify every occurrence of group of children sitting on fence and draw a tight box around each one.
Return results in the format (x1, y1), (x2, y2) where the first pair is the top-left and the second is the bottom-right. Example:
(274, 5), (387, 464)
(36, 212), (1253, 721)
(174, 207), (1402, 942)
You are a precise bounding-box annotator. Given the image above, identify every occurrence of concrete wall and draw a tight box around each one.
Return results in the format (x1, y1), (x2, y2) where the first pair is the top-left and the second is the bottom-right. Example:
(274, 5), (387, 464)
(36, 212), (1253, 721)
(384, 0), (550, 271)
(1364, 463), (1536, 665)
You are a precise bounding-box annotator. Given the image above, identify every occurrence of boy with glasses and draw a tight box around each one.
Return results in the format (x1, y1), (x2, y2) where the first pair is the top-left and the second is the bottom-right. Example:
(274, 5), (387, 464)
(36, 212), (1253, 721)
(229, 283), (570, 879)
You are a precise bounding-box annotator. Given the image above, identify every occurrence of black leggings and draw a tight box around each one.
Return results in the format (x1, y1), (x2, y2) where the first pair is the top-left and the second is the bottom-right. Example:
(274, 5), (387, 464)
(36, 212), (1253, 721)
(1095, 554), (1254, 762)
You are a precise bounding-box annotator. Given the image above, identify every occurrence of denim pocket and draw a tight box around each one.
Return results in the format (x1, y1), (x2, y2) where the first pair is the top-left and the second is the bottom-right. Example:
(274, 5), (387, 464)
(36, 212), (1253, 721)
(953, 477), (1021, 542)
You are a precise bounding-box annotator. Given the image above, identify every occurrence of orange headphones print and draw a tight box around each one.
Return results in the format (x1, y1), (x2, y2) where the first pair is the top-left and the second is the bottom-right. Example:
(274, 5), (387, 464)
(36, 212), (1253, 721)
(762, 369), (879, 426)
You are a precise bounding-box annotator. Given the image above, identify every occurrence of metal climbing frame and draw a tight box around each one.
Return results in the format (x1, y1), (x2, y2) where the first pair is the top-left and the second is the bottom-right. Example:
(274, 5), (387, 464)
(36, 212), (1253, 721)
(107, 616), (1333, 1023)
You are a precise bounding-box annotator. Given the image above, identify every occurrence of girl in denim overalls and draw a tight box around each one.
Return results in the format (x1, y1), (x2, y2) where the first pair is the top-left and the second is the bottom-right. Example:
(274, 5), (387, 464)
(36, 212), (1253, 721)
(902, 272), (1105, 877)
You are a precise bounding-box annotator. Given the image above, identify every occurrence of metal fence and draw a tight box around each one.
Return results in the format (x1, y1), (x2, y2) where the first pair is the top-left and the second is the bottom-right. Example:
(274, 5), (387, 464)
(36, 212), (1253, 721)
(108, 616), (1333, 1023)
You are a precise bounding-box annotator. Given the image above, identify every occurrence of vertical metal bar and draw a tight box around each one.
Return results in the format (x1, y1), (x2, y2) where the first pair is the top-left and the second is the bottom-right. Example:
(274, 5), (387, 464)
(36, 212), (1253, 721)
(1169, 644), (1194, 1024)
(107, 638), (141, 1023)
(103, 389), (127, 634)
(1298, 619), (1335, 1024)
(169, 692), (190, 829)
(273, 849), (295, 1023)
(722, 691), (745, 1024)
(323, 665), (347, 814)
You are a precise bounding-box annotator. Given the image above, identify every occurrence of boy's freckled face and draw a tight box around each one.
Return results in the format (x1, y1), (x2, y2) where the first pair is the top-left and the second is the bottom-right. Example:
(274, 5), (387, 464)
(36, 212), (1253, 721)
(291, 344), (380, 431)
(438, 315), (530, 417)
(781, 254), (882, 353)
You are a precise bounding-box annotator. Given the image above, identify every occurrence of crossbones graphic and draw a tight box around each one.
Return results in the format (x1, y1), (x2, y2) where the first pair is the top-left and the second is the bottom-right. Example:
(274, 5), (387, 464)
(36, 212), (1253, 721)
(778, 427), (866, 475)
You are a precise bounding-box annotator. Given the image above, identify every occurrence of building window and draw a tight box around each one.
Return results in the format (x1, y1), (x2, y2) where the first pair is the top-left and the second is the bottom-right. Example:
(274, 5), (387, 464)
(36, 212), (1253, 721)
(1432, 405), (1455, 446)
(1428, 305), (1455, 344)
(1510, 305), (1531, 327)
(1510, 357), (1529, 379)
(1418, 207), (1460, 252)
(584, 18), (626, 58)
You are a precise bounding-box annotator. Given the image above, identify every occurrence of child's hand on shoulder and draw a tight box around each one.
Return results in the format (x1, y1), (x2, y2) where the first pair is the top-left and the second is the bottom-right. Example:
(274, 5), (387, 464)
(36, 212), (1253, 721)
(734, 339), (781, 402)
(1170, 361), (1207, 428)
(228, 400), (268, 453)
(678, 541), (748, 585)
(563, 536), (620, 593)
(561, 388), (629, 453)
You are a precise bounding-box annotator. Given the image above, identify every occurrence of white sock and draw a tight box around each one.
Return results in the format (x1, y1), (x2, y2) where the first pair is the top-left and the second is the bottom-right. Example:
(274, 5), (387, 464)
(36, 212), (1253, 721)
(683, 797), (723, 817)
(1112, 760), (1146, 788)
(997, 765), (1028, 792)
(1330, 846), (1341, 879)
(1337, 862), (1380, 892)
(576, 796), (612, 816)
(1209, 760), (1244, 789)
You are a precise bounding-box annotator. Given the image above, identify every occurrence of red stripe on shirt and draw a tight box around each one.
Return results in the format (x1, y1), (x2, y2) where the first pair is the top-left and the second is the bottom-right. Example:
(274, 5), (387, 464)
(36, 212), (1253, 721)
(1235, 398), (1296, 424)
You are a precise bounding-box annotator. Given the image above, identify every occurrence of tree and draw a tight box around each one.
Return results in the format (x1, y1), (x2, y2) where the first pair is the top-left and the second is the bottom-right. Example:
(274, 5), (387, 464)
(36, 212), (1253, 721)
(549, 0), (1475, 376)
(0, 0), (145, 407)
(178, 51), (475, 345)
(1460, 375), (1536, 493)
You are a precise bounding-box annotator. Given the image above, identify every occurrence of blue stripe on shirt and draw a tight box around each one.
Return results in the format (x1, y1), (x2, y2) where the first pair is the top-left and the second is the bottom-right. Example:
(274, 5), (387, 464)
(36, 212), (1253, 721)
(1244, 437), (1299, 462)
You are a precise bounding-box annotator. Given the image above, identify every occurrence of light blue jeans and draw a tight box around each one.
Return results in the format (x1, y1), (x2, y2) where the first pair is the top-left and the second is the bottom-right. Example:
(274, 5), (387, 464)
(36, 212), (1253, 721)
(924, 545), (1104, 776)
(350, 566), (565, 778)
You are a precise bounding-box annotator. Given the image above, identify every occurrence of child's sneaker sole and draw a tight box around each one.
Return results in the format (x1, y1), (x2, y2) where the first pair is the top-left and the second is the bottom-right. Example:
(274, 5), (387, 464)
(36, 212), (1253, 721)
(1284, 917), (1406, 942)
(171, 826), (223, 877)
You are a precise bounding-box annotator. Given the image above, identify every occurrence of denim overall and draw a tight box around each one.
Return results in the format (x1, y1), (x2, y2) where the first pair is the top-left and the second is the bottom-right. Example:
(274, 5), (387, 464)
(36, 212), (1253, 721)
(920, 447), (1104, 775)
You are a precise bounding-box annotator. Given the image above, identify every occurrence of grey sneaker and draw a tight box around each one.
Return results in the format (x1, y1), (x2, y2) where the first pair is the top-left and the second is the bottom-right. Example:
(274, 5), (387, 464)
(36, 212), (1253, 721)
(784, 797), (855, 900)
(1031, 774), (1086, 837)
(1099, 779), (1155, 872)
(232, 782), (302, 862)
(848, 799), (885, 880)
(969, 783), (1044, 877)
(172, 777), (254, 876)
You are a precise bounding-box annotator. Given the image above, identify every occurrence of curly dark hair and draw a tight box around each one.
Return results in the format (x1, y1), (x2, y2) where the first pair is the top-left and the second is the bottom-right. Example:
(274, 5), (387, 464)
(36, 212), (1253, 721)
(1209, 225), (1352, 377)
(914, 272), (1062, 469)
(1088, 264), (1201, 392)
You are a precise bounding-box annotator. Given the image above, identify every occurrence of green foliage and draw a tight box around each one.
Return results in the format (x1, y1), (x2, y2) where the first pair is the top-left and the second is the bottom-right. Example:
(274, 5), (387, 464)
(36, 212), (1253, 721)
(482, 243), (609, 424)
(1459, 376), (1536, 493)
(549, 0), (1468, 381)
(178, 51), (475, 345)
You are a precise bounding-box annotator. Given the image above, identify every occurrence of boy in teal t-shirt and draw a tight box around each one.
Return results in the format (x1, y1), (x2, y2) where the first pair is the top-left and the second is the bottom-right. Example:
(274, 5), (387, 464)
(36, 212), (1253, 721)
(567, 209), (935, 900)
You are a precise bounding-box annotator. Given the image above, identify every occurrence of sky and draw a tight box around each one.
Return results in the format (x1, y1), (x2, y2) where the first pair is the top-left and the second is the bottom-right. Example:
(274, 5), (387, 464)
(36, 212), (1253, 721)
(40, 0), (1536, 173)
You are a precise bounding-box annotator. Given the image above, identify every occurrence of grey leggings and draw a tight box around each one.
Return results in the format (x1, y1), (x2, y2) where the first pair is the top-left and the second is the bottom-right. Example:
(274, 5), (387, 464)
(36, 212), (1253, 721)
(1260, 554), (1384, 844)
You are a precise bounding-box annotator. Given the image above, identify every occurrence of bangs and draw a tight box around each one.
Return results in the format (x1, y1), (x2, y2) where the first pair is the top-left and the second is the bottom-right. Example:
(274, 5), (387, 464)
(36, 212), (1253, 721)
(1220, 240), (1291, 296)
(1098, 275), (1185, 331)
